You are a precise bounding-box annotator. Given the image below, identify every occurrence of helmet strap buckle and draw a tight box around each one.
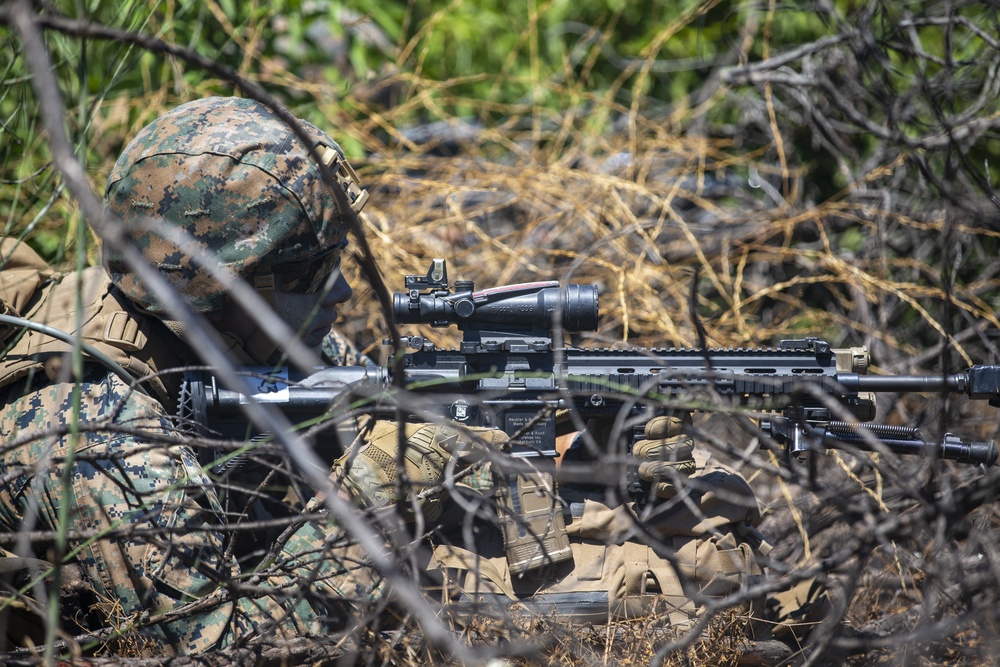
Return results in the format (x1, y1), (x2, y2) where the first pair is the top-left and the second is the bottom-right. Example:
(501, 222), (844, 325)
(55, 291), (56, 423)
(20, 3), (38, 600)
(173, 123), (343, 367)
(254, 272), (277, 306)
(244, 273), (282, 364)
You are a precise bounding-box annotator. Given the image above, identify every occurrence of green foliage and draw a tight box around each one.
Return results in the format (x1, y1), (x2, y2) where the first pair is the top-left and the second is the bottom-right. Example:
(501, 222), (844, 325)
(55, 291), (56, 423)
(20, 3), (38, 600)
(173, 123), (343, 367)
(3, 4), (1000, 664)
(0, 0), (997, 356)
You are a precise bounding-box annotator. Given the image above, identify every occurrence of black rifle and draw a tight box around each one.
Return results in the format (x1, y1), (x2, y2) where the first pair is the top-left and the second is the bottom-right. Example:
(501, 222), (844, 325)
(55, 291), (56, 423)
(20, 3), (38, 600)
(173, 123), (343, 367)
(179, 260), (1000, 570)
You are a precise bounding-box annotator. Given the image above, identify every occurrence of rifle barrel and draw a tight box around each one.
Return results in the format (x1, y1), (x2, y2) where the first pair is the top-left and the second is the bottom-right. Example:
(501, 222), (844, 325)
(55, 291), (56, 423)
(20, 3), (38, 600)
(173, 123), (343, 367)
(842, 373), (966, 393)
(839, 365), (1000, 400)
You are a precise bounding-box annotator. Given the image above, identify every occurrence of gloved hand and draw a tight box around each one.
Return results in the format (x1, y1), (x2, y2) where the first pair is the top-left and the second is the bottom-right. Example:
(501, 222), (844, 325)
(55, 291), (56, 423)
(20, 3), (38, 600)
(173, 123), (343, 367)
(575, 413), (697, 499)
(335, 420), (506, 522)
(632, 414), (696, 498)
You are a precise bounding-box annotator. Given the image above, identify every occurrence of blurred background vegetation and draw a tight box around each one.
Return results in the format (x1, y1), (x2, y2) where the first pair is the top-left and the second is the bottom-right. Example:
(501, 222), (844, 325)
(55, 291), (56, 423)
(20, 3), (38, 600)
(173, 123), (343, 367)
(3, 0), (1000, 435)
(3, 0), (998, 366)
(3, 2), (1000, 662)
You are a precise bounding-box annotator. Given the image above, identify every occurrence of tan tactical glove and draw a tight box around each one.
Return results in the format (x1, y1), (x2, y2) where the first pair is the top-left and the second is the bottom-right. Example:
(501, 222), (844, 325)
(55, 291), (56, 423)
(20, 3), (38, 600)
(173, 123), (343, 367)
(336, 420), (506, 522)
(632, 415), (696, 498)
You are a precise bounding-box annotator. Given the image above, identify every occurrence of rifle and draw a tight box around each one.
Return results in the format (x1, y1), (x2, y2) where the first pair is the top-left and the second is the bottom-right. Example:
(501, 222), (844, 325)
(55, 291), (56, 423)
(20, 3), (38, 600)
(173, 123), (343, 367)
(179, 259), (1000, 572)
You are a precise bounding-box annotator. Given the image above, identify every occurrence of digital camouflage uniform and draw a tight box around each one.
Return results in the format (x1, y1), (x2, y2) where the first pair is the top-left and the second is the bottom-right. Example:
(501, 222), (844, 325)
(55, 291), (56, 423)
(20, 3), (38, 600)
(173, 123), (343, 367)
(0, 97), (782, 656)
(0, 337), (377, 652)
(0, 98), (382, 652)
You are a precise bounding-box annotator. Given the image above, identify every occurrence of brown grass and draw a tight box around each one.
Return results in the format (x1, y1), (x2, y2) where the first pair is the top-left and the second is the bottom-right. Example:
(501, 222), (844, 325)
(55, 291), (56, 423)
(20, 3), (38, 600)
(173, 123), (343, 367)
(6, 3), (1000, 665)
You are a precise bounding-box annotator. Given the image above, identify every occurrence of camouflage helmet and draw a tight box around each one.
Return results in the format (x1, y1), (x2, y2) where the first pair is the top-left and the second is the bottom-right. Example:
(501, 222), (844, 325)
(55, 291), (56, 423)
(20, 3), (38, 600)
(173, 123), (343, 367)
(102, 96), (368, 314)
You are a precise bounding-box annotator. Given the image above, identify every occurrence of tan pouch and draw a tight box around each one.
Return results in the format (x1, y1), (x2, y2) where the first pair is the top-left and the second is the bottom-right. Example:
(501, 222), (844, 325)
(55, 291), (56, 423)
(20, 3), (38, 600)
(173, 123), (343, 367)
(0, 255), (179, 404)
(428, 527), (762, 629)
(0, 237), (57, 343)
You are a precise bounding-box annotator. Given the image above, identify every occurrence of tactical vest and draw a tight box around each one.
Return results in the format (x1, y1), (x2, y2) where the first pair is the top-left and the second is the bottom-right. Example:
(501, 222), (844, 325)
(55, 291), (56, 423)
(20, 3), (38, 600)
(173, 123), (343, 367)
(0, 237), (186, 407)
(426, 451), (769, 627)
(427, 519), (763, 628)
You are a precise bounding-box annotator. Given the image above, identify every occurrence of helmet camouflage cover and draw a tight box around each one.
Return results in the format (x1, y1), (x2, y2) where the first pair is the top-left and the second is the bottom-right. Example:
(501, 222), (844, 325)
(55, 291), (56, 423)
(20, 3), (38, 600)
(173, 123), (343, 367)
(102, 96), (367, 314)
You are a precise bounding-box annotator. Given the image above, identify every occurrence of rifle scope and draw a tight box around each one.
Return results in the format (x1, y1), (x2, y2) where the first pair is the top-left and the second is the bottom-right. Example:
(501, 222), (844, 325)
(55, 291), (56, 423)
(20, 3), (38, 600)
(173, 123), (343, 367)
(394, 278), (599, 333)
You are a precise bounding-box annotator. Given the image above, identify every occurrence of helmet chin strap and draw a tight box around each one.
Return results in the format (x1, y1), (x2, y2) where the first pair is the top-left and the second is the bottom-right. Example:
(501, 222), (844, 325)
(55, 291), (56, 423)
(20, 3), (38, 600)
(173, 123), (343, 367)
(163, 273), (289, 365)
(161, 319), (262, 366)
(164, 275), (283, 366)
(243, 272), (282, 364)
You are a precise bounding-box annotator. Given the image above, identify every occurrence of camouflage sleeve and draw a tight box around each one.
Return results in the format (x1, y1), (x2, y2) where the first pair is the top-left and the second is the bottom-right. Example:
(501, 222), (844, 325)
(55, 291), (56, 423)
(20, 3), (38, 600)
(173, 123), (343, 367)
(0, 367), (382, 654)
(321, 327), (376, 367)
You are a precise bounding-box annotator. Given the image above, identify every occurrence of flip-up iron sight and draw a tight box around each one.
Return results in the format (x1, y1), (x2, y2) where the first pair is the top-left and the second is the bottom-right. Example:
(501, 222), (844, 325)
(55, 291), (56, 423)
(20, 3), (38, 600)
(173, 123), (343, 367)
(392, 259), (599, 352)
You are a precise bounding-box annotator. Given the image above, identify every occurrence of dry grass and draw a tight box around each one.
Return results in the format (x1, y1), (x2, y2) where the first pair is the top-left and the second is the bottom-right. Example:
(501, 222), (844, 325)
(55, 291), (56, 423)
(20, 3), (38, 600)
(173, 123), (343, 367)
(4, 2), (1000, 665)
